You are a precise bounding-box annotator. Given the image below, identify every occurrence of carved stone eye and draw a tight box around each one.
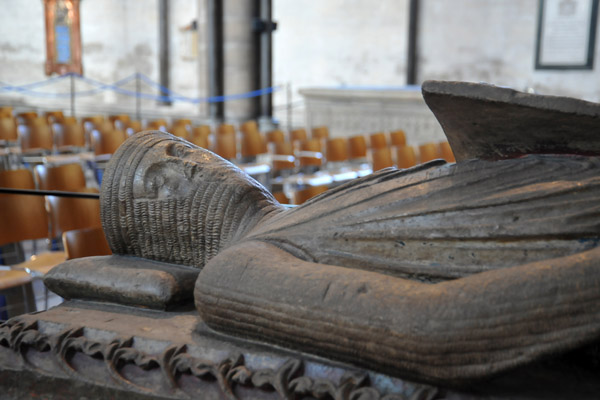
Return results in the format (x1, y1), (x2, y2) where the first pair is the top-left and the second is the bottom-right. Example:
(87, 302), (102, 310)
(165, 142), (192, 159)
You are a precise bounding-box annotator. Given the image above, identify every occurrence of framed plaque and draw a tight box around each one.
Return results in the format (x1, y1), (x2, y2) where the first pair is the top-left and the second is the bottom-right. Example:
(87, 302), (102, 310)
(44, 0), (83, 75)
(535, 0), (599, 69)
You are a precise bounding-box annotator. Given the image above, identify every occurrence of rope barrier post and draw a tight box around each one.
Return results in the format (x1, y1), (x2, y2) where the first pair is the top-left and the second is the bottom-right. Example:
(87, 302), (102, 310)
(136, 73), (142, 122)
(70, 73), (76, 117)
(287, 82), (292, 132)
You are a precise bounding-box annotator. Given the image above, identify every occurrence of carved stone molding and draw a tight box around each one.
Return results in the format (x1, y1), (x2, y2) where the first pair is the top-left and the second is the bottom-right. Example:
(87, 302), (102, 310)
(0, 317), (436, 400)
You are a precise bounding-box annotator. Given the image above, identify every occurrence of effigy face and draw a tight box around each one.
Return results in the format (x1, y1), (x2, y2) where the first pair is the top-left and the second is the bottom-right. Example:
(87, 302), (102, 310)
(100, 131), (280, 269)
(34, 81), (600, 392)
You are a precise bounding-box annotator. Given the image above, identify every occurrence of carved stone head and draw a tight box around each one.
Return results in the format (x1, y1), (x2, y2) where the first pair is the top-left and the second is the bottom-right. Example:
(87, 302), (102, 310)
(100, 130), (280, 268)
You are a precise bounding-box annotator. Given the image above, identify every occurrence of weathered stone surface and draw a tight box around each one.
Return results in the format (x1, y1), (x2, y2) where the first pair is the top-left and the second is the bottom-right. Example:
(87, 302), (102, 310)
(99, 130), (282, 268)
(37, 83), (600, 388)
(0, 301), (438, 400)
(45, 255), (199, 309)
(422, 80), (600, 161)
(3, 301), (600, 399)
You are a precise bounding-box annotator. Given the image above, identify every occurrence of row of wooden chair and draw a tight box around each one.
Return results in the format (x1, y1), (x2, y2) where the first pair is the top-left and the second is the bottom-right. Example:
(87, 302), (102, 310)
(371, 141), (456, 171)
(0, 224), (110, 318)
(0, 166), (110, 317)
(0, 115), (130, 156)
(0, 168), (101, 245)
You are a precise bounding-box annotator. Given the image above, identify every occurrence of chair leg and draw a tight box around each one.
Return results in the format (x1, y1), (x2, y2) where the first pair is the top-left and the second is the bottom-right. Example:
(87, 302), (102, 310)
(43, 284), (48, 311)
(21, 284), (30, 314)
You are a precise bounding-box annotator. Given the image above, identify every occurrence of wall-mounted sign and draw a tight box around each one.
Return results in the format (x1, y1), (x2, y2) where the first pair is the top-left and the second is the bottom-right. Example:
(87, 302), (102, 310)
(535, 0), (599, 69)
(44, 0), (83, 75)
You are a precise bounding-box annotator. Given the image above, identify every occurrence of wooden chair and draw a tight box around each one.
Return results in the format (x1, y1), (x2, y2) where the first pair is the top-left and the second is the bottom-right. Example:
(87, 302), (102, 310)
(272, 141), (295, 172)
(266, 129), (285, 144)
(371, 147), (393, 171)
(390, 130), (406, 147)
(311, 126), (329, 140)
(348, 135), (367, 161)
(272, 191), (290, 205)
(419, 143), (439, 163)
(294, 185), (328, 205)
(241, 128), (264, 159)
(370, 132), (387, 150)
(396, 145), (417, 169)
(16, 111), (38, 124)
(0, 169), (48, 245)
(35, 163), (87, 191)
(438, 141), (456, 163)
(0, 268), (35, 318)
(82, 115), (105, 131)
(62, 226), (111, 260)
(109, 114), (130, 130)
(91, 128), (127, 155)
(326, 137), (349, 164)
(290, 128), (307, 143)
(147, 119), (168, 130)
(54, 117), (86, 152)
(190, 125), (211, 148)
(44, 111), (64, 124)
(0, 106), (13, 119)
(0, 117), (18, 143)
(174, 119), (192, 126)
(0, 169), (67, 313)
(169, 123), (189, 140)
(21, 117), (53, 153)
(46, 188), (101, 239)
(126, 120), (142, 136)
(214, 130), (237, 160)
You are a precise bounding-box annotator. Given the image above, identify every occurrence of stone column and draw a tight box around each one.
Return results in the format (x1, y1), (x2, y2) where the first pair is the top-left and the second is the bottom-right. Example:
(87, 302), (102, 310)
(223, 0), (260, 121)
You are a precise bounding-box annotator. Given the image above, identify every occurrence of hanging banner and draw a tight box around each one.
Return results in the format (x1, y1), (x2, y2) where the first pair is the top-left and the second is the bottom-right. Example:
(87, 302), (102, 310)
(44, 0), (83, 76)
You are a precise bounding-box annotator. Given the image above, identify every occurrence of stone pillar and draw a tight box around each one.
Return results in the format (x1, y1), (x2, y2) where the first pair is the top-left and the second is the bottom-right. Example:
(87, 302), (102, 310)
(206, 0), (224, 121)
(196, 0), (209, 117)
(223, 0), (260, 121)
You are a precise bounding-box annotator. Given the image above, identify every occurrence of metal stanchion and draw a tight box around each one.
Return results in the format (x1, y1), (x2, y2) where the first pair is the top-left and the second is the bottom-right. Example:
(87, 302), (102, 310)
(136, 73), (142, 122)
(287, 82), (292, 132)
(70, 73), (76, 117)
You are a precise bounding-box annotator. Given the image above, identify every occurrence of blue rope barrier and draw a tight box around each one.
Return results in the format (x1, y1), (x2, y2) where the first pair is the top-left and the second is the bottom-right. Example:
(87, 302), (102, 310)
(136, 73), (189, 100)
(0, 73), (280, 103)
(0, 73), (138, 98)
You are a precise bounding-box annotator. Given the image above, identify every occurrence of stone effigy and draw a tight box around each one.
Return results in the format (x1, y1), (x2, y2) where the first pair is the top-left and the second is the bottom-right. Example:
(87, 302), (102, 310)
(3, 81), (600, 399)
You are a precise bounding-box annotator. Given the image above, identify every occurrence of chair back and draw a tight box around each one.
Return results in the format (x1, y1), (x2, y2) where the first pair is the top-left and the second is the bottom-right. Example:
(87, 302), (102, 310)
(190, 125), (211, 148)
(35, 163), (87, 191)
(55, 117), (86, 149)
(21, 118), (53, 153)
(0, 169), (49, 245)
(147, 119), (167, 130)
(62, 226), (111, 260)
(44, 111), (64, 124)
(0, 107), (13, 119)
(0, 117), (17, 142)
(16, 112), (38, 124)
(47, 188), (101, 238)
(109, 114), (130, 130)
(91, 128), (127, 155)
(125, 120), (142, 136)
(169, 123), (189, 140)
(396, 145), (417, 169)
(371, 147), (393, 171)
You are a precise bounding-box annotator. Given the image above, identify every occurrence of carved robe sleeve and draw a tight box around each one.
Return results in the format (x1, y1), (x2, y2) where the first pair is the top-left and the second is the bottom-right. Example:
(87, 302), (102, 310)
(195, 240), (600, 384)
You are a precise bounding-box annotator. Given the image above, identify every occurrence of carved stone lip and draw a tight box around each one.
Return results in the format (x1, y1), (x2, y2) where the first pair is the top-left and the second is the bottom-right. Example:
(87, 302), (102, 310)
(1, 304), (432, 400)
(422, 80), (600, 161)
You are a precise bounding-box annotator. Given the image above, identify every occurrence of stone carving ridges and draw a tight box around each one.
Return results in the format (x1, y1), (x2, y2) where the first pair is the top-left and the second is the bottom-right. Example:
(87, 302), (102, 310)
(0, 318), (435, 399)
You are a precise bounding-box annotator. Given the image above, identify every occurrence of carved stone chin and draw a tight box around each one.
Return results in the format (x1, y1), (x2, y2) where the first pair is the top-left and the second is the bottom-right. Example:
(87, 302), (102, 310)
(42, 81), (600, 387)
